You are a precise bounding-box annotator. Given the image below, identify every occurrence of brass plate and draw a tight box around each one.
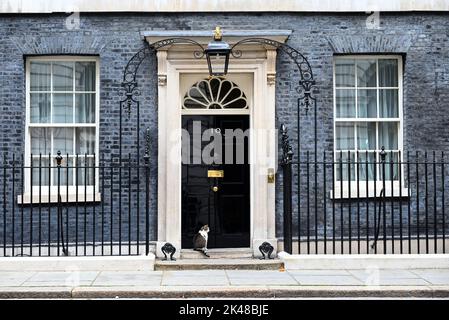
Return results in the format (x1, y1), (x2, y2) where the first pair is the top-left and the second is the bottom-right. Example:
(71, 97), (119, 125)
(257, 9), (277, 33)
(208, 170), (224, 178)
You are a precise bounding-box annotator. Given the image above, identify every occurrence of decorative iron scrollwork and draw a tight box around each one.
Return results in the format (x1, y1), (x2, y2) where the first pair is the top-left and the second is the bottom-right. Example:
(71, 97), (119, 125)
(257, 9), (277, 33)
(259, 242), (274, 260)
(120, 38), (205, 115)
(161, 242), (177, 261)
(230, 38), (316, 114)
(280, 124), (293, 166)
(120, 44), (152, 114)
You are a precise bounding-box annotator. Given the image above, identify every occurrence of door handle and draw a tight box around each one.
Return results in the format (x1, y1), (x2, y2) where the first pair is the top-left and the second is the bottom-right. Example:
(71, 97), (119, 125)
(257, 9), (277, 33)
(267, 168), (275, 183)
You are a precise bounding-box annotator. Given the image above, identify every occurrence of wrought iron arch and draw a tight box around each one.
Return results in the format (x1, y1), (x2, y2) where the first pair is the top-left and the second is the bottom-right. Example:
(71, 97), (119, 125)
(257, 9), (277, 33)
(119, 37), (317, 168)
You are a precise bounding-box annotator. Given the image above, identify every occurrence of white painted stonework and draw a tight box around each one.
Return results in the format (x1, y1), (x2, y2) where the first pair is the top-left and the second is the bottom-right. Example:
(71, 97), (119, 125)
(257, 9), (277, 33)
(147, 31), (286, 258)
(1, 0), (448, 13)
(0, 254), (155, 271)
(279, 252), (449, 270)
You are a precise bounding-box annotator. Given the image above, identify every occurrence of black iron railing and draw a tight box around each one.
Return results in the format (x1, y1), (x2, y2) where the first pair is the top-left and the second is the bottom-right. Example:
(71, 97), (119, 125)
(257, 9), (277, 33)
(2, 143), (448, 256)
(281, 129), (448, 255)
(0, 151), (152, 257)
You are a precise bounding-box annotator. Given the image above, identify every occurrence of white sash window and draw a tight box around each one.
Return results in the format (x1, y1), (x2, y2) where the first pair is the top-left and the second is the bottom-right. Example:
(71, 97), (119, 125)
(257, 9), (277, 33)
(22, 56), (100, 203)
(333, 55), (404, 198)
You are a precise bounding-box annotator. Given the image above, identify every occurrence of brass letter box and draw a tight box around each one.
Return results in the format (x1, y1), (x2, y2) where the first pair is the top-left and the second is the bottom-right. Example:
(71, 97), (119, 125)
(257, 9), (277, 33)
(207, 170), (224, 178)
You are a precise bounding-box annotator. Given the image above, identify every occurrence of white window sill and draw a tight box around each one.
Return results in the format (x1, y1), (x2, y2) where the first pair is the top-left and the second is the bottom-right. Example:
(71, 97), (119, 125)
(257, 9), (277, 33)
(330, 182), (409, 200)
(18, 193), (102, 205)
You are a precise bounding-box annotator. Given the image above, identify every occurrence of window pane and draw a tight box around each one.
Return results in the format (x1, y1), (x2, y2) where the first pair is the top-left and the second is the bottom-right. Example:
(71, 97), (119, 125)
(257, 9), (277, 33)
(358, 152), (376, 181)
(53, 128), (74, 155)
(53, 93), (73, 123)
(379, 59), (398, 87)
(52, 157), (73, 186)
(335, 59), (355, 87)
(357, 122), (376, 150)
(336, 151), (356, 181)
(75, 62), (96, 91)
(32, 157), (50, 186)
(357, 89), (377, 118)
(336, 122), (355, 150)
(378, 122), (398, 150)
(379, 89), (398, 118)
(30, 93), (50, 123)
(53, 62), (73, 91)
(75, 93), (95, 123)
(336, 89), (355, 118)
(30, 128), (51, 155)
(30, 62), (51, 91)
(356, 60), (376, 87)
(76, 128), (95, 155)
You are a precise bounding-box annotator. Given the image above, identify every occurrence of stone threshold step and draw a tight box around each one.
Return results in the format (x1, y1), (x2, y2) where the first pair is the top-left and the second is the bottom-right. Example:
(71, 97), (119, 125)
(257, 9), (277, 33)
(155, 258), (283, 270)
(180, 248), (253, 260)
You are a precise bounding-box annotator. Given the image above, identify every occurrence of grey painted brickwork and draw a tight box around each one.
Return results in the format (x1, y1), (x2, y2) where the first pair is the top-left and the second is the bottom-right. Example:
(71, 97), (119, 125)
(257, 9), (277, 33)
(0, 12), (448, 253)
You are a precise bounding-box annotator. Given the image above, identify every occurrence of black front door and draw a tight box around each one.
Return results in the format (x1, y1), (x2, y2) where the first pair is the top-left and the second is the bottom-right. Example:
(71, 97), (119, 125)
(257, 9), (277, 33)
(181, 115), (250, 248)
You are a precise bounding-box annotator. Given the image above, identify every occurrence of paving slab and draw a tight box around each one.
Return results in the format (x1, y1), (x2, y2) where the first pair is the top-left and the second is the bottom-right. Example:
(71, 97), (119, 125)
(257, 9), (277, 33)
(0, 272), (36, 287)
(349, 269), (421, 279)
(288, 270), (351, 276)
(93, 271), (163, 286)
(161, 270), (228, 286)
(26, 271), (99, 282)
(226, 270), (298, 286)
(21, 271), (97, 287)
(292, 275), (364, 286)
(416, 276), (449, 285)
(410, 269), (449, 277)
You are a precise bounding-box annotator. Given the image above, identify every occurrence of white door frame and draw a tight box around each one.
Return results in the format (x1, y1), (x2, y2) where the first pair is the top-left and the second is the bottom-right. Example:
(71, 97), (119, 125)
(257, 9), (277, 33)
(151, 37), (284, 258)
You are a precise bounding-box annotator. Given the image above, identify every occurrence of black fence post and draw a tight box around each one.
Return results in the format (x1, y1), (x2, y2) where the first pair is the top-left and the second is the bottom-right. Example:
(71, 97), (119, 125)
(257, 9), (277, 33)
(380, 147), (387, 254)
(144, 128), (151, 256)
(56, 151), (62, 256)
(281, 124), (293, 254)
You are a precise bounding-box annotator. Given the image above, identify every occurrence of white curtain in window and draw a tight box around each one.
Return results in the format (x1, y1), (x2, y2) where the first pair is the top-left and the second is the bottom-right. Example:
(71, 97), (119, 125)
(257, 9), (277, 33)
(378, 122), (398, 150)
(76, 93), (95, 123)
(379, 59), (398, 87)
(335, 59), (355, 87)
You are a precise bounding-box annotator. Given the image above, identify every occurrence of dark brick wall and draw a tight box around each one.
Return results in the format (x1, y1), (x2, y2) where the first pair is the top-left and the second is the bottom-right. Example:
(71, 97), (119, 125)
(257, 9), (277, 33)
(0, 12), (448, 252)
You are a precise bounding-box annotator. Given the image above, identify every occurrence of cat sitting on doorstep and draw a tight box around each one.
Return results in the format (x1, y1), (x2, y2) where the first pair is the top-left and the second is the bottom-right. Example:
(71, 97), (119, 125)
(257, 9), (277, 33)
(193, 225), (210, 257)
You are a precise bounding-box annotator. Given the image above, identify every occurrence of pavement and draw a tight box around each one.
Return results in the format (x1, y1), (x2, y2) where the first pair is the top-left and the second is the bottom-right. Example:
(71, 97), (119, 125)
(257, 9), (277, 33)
(1, 268), (449, 299)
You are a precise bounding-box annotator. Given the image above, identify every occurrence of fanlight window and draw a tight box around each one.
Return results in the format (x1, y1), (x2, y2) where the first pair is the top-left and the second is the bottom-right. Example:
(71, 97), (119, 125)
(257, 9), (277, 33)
(183, 77), (248, 110)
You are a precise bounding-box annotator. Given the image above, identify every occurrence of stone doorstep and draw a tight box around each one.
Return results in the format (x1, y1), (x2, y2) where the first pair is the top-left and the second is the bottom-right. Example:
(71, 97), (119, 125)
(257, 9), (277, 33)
(180, 248), (253, 259)
(0, 285), (448, 299)
(154, 258), (284, 271)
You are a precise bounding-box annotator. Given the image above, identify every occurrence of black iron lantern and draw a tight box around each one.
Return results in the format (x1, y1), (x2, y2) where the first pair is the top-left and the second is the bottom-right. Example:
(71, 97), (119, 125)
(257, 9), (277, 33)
(205, 27), (231, 77)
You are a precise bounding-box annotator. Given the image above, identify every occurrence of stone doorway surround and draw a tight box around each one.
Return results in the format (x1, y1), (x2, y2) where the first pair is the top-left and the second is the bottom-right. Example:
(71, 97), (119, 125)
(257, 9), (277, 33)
(142, 30), (291, 258)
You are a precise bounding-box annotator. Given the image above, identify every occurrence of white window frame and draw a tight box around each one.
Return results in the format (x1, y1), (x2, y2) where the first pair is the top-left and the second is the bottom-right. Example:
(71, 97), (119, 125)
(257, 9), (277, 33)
(332, 55), (407, 199)
(21, 56), (101, 204)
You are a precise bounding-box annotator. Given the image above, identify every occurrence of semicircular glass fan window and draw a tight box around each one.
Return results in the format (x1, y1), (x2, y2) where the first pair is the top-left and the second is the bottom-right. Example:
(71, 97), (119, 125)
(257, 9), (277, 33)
(183, 78), (248, 110)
